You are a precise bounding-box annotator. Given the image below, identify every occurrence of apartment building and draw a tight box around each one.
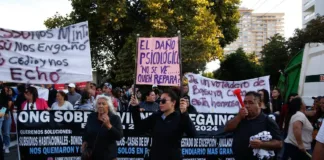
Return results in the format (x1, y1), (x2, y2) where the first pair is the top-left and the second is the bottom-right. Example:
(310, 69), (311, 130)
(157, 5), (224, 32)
(224, 8), (284, 56)
(302, 0), (324, 28)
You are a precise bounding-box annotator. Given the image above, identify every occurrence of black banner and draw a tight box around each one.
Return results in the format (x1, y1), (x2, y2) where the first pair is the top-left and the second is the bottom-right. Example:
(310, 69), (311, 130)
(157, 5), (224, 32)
(17, 111), (236, 160)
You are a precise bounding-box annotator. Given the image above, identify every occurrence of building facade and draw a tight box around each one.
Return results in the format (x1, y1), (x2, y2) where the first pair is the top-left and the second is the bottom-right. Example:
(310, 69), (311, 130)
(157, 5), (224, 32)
(224, 8), (284, 56)
(302, 0), (324, 28)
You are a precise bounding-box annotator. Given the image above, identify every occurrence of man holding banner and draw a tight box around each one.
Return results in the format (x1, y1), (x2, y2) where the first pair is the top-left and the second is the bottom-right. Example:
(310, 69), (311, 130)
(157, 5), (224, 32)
(225, 91), (282, 160)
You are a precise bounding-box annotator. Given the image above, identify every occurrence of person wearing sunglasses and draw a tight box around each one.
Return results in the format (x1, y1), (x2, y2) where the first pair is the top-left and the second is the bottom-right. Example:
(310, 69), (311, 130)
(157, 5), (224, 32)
(130, 89), (197, 160)
(21, 86), (49, 110)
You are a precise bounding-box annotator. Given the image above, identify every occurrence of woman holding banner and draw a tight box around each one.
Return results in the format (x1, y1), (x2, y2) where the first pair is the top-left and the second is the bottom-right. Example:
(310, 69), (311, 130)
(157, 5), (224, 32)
(82, 95), (123, 160)
(130, 89), (197, 160)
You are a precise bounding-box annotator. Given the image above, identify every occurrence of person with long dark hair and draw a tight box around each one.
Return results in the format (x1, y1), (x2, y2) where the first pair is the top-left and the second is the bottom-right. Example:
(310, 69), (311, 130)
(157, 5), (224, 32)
(15, 84), (26, 112)
(130, 89), (197, 160)
(21, 86), (48, 110)
(279, 93), (298, 135)
(258, 89), (271, 114)
(271, 88), (283, 117)
(283, 97), (313, 160)
(75, 90), (93, 111)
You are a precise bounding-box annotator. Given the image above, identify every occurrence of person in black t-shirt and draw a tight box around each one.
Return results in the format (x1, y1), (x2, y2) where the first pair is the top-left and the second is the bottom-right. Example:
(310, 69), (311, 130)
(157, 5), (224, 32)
(46, 84), (57, 108)
(225, 91), (282, 160)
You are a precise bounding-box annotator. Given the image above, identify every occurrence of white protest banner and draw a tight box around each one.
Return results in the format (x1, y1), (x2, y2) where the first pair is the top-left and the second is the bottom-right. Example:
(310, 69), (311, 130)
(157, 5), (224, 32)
(185, 73), (270, 113)
(32, 85), (49, 101)
(0, 21), (92, 84)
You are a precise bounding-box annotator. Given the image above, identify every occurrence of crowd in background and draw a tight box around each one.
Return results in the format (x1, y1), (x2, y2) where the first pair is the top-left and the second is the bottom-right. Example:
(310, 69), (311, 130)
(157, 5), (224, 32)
(257, 88), (324, 160)
(1, 80), (324, 159)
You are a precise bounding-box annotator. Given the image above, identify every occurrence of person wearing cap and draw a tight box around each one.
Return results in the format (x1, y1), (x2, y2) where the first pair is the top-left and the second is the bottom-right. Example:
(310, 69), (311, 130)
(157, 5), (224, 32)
(152, 84), (158, 91)
(67, 83), (81, 106)
(102, 83), (119, 111)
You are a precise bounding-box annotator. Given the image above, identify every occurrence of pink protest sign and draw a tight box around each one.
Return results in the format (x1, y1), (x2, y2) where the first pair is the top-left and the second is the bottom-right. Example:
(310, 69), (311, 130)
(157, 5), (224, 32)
(136, 37), (180, 86)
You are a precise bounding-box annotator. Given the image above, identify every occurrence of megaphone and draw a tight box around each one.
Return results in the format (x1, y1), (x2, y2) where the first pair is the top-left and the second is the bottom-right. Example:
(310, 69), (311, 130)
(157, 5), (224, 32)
(233, 88), (244, 108)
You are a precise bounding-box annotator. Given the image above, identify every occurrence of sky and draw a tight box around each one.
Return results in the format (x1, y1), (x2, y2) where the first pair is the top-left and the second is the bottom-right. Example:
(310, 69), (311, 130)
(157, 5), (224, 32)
(0, 0), (302, 72)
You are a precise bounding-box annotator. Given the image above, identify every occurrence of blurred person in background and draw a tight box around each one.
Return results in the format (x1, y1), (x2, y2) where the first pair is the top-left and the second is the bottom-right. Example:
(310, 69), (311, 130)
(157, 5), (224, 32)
(75, 90), (94, 111)
(272, 88), (283, 123)
(14, 84), (26, 112)
(182, 84), (189, 96)
(67, 83), (81, 106)
(0, 86), (13, 153)
(46, 84), (57, 108)
(180, 95), (197, 114)
(102, 83), (119, 111)
(139, 90), (159, 112)
(313, 121), (324, 160)
(51, 91), (74, 110)
(279, 93), (298, 135)
(310, 97), (324, 150)
(258, 89), (271, 115)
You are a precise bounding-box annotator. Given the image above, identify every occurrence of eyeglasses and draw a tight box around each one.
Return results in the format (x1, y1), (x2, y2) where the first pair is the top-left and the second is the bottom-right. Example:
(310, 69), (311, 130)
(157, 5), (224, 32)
(160, 99), (171, 104)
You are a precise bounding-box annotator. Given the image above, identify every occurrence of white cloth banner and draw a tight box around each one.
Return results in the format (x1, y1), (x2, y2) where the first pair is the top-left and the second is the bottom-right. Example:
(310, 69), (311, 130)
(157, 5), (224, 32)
(0, 21), (92, 84)
(32, 85), (49, 101)
(185, 73), (270, 113)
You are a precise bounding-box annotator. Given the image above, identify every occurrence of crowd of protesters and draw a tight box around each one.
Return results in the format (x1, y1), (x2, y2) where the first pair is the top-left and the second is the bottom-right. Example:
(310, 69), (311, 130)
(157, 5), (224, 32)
(1, 80), (324, 160)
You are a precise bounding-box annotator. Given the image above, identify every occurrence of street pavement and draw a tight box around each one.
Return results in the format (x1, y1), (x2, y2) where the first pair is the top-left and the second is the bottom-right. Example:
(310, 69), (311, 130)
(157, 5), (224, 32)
(4, 146), (18, 160)
(4, 140), (18, 160)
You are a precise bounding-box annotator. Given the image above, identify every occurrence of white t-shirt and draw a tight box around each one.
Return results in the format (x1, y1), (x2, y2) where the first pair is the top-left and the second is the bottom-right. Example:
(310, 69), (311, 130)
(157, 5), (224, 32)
(51, 101), (74, 110)
(284, 111), (314, 149)
(23, 103), (37, 110)
(316, 120), (324, 143)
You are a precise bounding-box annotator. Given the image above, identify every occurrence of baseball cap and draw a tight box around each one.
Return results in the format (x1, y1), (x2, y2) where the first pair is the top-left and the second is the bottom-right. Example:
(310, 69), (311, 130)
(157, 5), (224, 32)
(152, 84), (158, 88)
(104, 83), (112, 89)
(312, 96), (323, 101)
(68, 83), (76, 88)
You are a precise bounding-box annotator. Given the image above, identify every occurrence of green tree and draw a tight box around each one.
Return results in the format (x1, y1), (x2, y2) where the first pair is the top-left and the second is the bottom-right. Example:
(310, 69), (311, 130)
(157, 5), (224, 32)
(287, 15), (324, 56)
(213, 48), (264, 80)
(44, 0), (240, 84)
(210, 0), (240, 47)
(260, 34), (289, 86)
(202, 72), (214, 79)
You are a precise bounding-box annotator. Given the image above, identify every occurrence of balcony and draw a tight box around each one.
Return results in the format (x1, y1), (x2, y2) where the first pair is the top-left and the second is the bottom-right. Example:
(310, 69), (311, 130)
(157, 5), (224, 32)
(303, 1), (315, 12)
(304, 0), (315, 8)
(304, 12), (316, 21)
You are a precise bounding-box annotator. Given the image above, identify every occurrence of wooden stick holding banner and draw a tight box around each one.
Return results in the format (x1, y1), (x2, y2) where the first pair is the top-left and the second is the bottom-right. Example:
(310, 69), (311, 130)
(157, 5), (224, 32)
(178, 30), (184, 97)
(133, 34), (140, 97)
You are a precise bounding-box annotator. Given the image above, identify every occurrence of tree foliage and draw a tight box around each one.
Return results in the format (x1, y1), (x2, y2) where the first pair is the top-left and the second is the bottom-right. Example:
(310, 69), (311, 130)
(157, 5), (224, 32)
(202, 72), (214, 79)
(287, 15), (324, 56)
(44, 0), (240, 85)
(260, 34), (289, 85)
(256, 15), (324, 86)
(213, 48), (264, 81)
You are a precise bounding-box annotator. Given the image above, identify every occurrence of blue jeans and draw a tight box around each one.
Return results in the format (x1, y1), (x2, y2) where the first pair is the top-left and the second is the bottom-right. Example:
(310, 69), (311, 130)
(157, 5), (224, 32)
(1, 112), (11, 147)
